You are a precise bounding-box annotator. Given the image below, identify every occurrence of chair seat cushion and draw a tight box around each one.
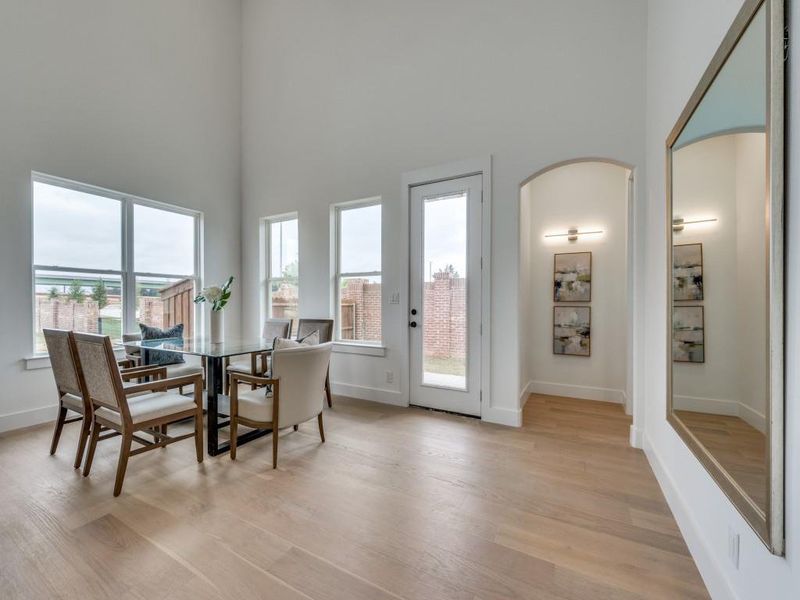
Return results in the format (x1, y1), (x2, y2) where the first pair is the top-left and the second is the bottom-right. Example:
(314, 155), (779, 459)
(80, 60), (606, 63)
(226, 359), (256, 374)
(62, 393), (84, 413)
(95, 392), (197, 426)
(236, 389), (275, 422)
(164, 363), (204, 379)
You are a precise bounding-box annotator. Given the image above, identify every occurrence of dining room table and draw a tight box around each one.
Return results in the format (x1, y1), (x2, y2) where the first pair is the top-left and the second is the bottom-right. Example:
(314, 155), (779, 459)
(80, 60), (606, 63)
(130, 336), (274, 456)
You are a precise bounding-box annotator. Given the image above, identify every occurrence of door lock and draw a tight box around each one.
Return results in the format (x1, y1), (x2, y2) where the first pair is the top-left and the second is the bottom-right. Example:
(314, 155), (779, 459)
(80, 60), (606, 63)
(410, 308), (417, 315)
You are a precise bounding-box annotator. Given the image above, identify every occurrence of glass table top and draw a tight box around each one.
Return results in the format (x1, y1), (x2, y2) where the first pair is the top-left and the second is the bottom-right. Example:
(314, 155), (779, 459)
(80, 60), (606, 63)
(129, 337), (274, 358)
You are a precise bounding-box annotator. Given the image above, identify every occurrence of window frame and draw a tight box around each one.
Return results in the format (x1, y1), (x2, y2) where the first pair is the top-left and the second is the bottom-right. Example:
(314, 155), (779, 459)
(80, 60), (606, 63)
(333, 197), (382, 344)
(262, 213), (300, 323)
(31, 172), (202, 355)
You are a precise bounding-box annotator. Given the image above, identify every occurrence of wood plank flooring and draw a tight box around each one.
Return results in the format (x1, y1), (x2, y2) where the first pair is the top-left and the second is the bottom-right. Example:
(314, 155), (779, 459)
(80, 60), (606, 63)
(675, 409), (767, 510)
(0, 393), (709, 599)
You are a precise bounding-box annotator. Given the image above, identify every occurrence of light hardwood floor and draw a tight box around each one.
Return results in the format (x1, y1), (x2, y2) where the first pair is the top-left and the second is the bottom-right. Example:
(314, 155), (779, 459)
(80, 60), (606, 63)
(676, 409), (767, 511)
(0, 393), (709, 599)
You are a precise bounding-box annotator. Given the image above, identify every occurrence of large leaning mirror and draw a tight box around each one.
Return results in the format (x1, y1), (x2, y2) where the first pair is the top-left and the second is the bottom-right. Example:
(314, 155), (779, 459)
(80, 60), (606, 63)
(666, 0), (784, 554)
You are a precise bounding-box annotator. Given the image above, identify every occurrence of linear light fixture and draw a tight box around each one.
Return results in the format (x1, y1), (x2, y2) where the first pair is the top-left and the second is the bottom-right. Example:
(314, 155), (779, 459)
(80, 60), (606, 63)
(672, 217), (718, 232)
(544, 227), (604, 242)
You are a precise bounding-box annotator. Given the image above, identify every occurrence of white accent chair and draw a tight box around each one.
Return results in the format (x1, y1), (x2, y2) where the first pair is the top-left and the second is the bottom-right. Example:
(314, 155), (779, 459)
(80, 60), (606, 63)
(75, 333), (204, 496)
(224, 318), (291, 393)
(229, 342), (332, 468)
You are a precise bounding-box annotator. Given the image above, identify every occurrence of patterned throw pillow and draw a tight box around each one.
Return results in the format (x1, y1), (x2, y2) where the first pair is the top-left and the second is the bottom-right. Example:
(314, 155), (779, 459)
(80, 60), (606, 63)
(139, 323), (185, 365)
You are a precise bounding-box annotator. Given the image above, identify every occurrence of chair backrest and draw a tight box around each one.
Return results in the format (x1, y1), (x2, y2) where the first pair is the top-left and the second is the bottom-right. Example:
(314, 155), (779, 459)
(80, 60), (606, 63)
(43, 329), (87, 404)
(263, 318), (291, 341)
(271, 343), (332, 428)
(296, 319), (334, 344)
(73, 333), (129, 418)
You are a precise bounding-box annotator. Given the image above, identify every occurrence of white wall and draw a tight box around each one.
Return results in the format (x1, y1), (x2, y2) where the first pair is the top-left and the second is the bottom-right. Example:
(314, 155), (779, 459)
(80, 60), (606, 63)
(520, 162), (630, 405)
(644, 1), (799, 598)
(241, 0), (647, 425)
(0, 0), (242, 431)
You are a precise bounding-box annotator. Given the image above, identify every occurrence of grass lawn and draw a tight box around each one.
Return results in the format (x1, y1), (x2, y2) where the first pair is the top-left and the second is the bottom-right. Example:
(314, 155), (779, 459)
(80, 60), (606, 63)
(423, 356), (466, 376)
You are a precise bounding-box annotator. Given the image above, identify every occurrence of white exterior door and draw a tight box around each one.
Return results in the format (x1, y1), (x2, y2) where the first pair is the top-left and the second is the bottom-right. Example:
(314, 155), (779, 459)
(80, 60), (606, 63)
(409, 175), (482, 415)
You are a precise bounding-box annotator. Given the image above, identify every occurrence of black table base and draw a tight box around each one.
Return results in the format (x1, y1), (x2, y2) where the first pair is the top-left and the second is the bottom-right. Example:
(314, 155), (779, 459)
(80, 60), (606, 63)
(205, 356), (272, 457)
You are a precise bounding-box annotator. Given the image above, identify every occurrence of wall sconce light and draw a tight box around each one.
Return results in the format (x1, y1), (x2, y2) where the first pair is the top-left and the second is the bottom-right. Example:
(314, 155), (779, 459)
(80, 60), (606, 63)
(672, 217), (718, 232)
(544, 227), (604, 242)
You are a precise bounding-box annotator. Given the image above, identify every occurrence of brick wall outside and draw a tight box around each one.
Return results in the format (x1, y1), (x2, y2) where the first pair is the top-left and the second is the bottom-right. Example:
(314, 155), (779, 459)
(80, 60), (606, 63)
(258, 275), (467, 352)
(36, 295), (163, 332)
(340, 279), (381, 341)
(423, 272), (466, 359)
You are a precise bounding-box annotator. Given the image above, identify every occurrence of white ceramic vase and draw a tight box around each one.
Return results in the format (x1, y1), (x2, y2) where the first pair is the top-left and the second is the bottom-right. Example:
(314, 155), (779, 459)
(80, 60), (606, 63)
(210, 309), (224, 344)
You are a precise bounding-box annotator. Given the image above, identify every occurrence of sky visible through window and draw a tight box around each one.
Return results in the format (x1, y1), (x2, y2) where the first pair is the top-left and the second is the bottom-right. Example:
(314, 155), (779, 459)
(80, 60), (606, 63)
(340, 204), (381, 273)
(424, 193), (467, 281)
(34, 181), (195, 276)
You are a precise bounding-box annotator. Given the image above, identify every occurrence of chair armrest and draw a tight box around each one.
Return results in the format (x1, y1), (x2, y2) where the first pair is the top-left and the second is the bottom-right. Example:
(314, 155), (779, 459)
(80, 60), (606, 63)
(117, 358), (136, 369)
(230, 372), (278, 387)
(120, 365), (167, 381)
(123, 373), (204, 395)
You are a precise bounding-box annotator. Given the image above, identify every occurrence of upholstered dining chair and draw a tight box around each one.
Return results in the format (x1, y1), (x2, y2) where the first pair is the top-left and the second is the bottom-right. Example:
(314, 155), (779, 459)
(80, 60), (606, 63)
(296, 318), (334, 407)
(229, 342), (332, 468)
(43, 328), (167, 469)
(74, 333), (204, 496)
(224, 318), (292, 393)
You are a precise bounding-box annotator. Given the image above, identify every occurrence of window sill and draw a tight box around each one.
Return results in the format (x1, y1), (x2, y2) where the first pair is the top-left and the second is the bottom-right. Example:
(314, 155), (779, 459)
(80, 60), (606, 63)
(331, 342), (386, 357)
(25, 346), (127, 371)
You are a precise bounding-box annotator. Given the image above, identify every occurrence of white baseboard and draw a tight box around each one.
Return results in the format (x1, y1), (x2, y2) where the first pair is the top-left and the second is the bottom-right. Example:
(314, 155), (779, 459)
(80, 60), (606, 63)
(0, 404), (57, 434)
(643, 436), (737, 600)
(629, 425), (643, 449)
(519, 380), (533, 408)
(528, 380), (625, 404)
(737, 403), (766, 434)
(330, 381), (406, 407)
(482, 404), (522, 427)
(674, 394), (766, 434)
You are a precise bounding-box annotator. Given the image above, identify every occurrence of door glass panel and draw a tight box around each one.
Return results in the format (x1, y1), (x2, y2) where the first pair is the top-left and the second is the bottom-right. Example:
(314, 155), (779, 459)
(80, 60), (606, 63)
(422, 193), (467, 389)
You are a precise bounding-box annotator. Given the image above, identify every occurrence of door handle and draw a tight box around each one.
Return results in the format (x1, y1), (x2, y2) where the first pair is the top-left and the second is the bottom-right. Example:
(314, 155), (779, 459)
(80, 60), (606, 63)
(409, 321), (417, 328)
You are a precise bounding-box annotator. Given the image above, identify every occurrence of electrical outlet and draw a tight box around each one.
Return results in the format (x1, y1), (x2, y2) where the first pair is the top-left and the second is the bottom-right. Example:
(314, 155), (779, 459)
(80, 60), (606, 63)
(385, 370), (394, 384)
(728, 527), (740, 569)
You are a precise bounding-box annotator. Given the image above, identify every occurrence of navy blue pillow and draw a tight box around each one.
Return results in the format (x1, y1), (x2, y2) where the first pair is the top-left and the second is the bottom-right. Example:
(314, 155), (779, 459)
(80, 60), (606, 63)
(139, 323), (185, 365)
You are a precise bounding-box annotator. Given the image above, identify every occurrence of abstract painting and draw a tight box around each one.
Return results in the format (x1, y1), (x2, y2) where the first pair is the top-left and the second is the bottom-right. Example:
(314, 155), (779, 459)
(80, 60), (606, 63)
(673, 243), (704, 301)
(554, 252), (592, 302)
(673, 305), (705, 363)
(553, 306), (591, 357)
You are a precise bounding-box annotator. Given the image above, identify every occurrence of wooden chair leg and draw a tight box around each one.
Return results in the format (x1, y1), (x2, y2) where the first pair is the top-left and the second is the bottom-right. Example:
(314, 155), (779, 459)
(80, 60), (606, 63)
(272, 428), (279, 469)
(113, 432), (133, 497)
(293, 424), (298, 431)
(50, 406), (68, 455)
(82, 420), (101, 477)
(73, 416), (91, 469)
(325, 371), (333, 408)
(317, 412), (325, 443)
(194, 412), (204, 463)
(230, 416), (238, 460)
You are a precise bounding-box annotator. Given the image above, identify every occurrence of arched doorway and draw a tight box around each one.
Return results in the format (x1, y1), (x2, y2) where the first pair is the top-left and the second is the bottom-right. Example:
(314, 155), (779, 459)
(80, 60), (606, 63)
(518, 158), (639, 444)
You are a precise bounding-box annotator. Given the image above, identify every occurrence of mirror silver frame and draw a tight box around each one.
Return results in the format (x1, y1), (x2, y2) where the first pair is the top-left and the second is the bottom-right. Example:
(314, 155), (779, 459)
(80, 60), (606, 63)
(665, 0), (784, 555)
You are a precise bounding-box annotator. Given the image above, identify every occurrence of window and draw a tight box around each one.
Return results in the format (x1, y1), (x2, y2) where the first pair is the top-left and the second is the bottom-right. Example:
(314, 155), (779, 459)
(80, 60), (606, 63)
(32, 174), (200, 354)
(265, 216), (299, 326)
(334, 200), (382, 343)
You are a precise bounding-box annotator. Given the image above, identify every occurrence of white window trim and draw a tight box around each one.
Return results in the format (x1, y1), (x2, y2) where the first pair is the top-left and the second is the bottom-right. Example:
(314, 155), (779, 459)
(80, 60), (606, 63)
(29, 172), (202, 359)
(261, 212), (299, 326)
(332, 197), (383, 344)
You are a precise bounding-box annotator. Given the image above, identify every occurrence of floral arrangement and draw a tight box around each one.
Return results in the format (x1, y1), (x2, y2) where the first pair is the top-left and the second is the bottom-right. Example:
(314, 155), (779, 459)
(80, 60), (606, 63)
(194, 276), (234, 312)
